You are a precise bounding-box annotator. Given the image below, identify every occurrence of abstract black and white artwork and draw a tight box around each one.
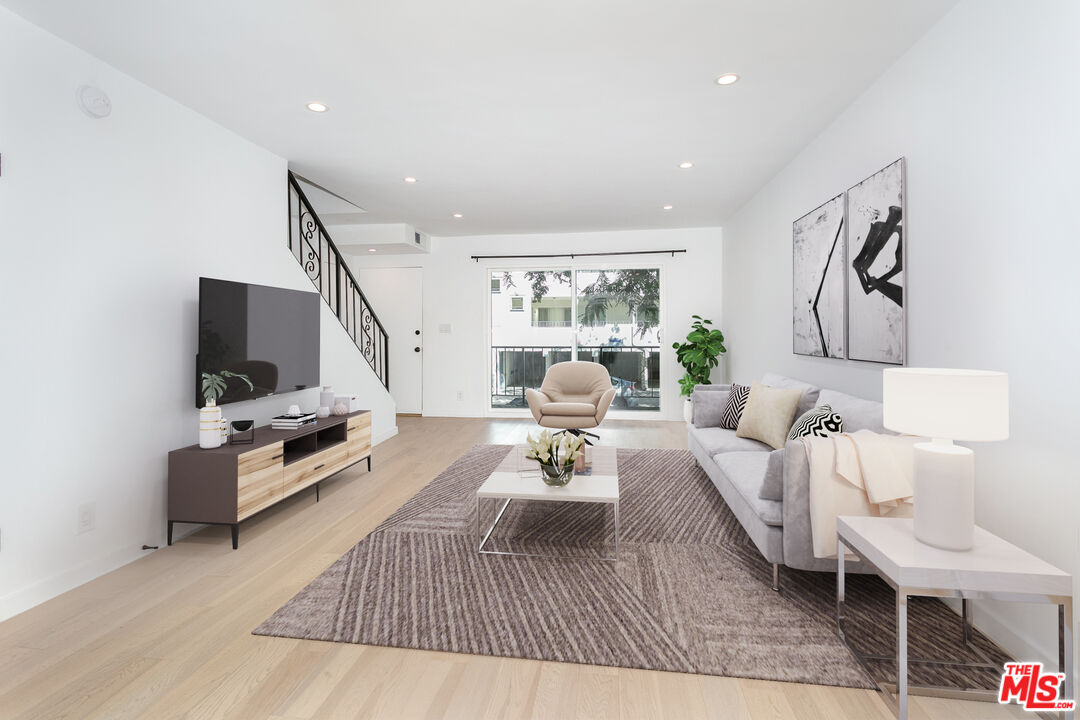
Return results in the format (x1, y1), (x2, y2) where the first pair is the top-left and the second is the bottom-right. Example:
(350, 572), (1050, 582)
(846, 158), (905, 364)
(792, 194), (845, 358)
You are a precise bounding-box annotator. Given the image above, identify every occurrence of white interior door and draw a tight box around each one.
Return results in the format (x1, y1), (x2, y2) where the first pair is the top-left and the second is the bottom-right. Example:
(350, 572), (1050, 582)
(351, 267), (423, 414)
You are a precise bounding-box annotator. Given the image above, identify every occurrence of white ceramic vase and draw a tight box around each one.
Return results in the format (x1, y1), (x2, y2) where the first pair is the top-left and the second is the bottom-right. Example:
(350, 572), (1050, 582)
(683, 398), (693, 424)
(200, 399), (222, 449)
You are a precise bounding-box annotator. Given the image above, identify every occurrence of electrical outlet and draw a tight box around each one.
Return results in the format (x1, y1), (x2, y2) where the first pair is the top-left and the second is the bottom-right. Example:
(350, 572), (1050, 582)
(77, 502), (95, 535)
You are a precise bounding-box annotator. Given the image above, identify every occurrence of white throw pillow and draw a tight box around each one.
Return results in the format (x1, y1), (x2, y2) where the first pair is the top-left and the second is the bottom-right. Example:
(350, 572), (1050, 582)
(736, 382), (803, 450)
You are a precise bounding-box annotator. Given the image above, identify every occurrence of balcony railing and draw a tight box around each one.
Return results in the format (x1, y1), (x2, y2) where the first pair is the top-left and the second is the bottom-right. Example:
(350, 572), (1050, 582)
(531, 320), (573, 327)
(491, 345), (660, 410)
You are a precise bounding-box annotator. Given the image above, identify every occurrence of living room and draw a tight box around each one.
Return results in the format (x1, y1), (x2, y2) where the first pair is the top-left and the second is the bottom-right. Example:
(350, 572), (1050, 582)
(0, 1), (1076, 719)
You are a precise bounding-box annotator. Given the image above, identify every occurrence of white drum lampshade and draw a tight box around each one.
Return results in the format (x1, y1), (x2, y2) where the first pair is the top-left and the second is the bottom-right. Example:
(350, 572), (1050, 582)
(883, 368), (1008, 550)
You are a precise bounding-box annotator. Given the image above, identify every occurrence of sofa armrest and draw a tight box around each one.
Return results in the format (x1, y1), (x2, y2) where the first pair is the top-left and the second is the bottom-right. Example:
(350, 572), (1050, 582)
(690, 384), (731, 427)
(525, 389), (550, 423)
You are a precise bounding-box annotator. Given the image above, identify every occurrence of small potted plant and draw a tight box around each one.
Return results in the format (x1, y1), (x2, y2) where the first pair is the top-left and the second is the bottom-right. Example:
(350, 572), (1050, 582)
(672, 315), (726, 423)
(198, 370), (253, 449)
(525, 430), (586, 487)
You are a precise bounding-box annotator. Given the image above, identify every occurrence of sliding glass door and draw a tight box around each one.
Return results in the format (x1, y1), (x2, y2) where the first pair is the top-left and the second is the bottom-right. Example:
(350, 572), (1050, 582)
(489, 267), (661, 411)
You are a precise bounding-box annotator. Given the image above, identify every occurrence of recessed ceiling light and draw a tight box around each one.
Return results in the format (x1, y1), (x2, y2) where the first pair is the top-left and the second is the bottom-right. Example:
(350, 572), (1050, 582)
(368, 248), (377, 252)
(663, 205), (674, 210)
(452, 213), (463, 218)
(403, 177), (417, 183)
(306, 102), (329, 112)
(678, 162), (694, 169)
(715, 73), (739, 86)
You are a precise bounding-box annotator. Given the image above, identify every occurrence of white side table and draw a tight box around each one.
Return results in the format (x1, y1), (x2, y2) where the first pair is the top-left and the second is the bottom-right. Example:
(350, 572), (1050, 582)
(836, 516), (1073, 720)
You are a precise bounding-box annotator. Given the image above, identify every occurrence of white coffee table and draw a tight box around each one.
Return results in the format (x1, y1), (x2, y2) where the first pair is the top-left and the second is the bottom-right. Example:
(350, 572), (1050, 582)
(476, 445), (619, 561)
(837, 516), (1074, 720)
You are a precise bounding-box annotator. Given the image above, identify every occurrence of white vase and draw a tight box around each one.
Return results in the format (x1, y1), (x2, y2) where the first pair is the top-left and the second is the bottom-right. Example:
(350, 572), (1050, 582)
(320, 385), (335, 410)
(200, 399), (222, 449)
(683, 397), (693, 424)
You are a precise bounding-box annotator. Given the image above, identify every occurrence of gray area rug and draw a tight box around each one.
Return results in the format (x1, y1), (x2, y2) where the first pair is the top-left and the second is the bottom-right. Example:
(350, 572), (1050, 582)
(255, 446), (1009, 689)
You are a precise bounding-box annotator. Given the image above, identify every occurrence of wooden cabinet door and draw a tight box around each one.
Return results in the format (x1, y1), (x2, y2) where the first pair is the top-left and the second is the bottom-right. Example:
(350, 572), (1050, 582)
(347, 413), (372, 459)
(237, 442), (284, 521)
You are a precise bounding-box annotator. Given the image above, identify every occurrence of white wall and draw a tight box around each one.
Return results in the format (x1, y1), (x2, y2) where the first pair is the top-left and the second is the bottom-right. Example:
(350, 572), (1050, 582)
(722, 0), (1079, 668)
(350, 227), (723, 420)
(0, 8), (394, 620)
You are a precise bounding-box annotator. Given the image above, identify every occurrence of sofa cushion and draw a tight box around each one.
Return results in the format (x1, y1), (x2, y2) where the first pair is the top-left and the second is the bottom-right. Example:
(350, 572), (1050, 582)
(758, 448), (786, 502)
(688, 426), (772, 456)
(817, 389), (886, 433)
(692, 387), (730, 428)
(541, 401), (597, 417)
(761, 373), (821, 417)
(712, 451), (783, 526)
(736, 382), (803, 450)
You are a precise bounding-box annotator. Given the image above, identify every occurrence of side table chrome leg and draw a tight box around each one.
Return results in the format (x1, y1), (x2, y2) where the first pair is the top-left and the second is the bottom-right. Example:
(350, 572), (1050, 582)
(837, 539), (846, 631)
(613, 502), (619, 560)
(1061, 599), (1075, 720)
(897, 590), (909, 720)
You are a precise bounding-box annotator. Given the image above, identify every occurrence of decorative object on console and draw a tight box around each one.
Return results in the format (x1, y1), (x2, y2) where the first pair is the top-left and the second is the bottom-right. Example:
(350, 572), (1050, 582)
(288, 404), (301, 415)
(316, 406), (330, 418)
(735, 382), (803, 450)
(672, 315), (727, 422)
(787, 404), (844, 441)
(793, 193), (845, 359)
(199, 399), (222, 449)
(883, 368), (1008, 551)
(320, 386), (335, 410)
(336, 396), (362, 413)
(718, 383), (750, 430)
(332, 402), (349, 416)
(271, 412), (317, 430)
(847, 158), (905, 364)
(219, 417), (228, 444)
(524, 430), (585, 487)
(229, 420), (254, 445)
(199, 370), (253, 450)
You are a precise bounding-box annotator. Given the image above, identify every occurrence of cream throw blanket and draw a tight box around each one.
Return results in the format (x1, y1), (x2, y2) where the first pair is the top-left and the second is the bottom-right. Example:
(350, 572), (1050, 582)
(803, 430), (920, 559)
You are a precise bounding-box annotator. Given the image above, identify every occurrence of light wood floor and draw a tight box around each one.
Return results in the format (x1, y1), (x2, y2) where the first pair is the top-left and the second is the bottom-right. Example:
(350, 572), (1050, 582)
(0, 416), (1025, 720)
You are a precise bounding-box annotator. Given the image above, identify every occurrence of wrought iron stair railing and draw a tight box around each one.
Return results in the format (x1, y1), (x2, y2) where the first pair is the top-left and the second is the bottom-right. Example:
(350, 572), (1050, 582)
(287, 172), (389, 389)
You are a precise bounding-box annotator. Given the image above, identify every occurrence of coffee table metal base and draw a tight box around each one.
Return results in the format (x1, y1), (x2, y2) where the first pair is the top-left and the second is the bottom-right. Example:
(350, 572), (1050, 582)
(476, 496), (619, 562)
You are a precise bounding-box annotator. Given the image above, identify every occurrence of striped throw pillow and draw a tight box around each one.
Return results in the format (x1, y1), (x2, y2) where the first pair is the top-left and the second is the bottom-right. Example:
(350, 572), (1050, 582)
(787, 404), (844, 441)
(719, 383), (751, 430)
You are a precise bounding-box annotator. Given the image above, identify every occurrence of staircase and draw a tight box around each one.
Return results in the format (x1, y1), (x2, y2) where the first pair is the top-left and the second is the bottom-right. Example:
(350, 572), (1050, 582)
(287, 172), (389, 389)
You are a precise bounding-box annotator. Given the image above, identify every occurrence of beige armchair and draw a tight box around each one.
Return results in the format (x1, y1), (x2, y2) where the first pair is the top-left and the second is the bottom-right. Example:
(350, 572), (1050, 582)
(526, 361), (616, 439)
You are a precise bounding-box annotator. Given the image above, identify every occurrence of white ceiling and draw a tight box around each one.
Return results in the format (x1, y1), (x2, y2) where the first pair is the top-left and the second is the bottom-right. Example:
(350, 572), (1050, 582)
(4, 0), (955, 237)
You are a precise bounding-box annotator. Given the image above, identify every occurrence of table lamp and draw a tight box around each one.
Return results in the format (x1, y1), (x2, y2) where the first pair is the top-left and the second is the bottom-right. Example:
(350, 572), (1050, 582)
(882, 368), (1009, 551)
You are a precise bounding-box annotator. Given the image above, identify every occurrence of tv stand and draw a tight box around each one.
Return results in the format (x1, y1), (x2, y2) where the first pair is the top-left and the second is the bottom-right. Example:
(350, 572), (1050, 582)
(167, 410), (371, 548)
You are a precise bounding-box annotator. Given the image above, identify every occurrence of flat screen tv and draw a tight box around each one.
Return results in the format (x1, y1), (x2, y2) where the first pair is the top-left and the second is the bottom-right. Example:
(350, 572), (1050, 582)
(197, 277), (320, 407)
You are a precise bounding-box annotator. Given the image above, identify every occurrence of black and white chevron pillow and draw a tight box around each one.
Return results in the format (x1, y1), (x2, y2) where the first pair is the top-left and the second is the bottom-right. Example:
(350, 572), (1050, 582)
(787, 404), (843, 441)
(719, 383), (751, 430)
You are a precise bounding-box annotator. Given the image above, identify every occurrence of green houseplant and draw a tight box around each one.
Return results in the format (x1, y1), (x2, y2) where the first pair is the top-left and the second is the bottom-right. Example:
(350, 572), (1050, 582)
(672, 316), (726, 421)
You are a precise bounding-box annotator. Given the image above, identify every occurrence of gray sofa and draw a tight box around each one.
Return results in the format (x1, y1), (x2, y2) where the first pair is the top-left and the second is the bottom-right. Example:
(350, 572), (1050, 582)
(688, 373), (889, 589)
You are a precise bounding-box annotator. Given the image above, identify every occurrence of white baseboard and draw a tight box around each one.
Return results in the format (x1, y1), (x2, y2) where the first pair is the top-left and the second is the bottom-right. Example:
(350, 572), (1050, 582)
(373, 425), (398, 445)
(0, 544), (150, 622)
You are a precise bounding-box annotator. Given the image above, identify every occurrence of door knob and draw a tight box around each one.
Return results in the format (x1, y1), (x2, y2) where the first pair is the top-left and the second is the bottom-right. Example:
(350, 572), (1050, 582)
(414, 347), (421, 352)
(415, 330), (421, 335)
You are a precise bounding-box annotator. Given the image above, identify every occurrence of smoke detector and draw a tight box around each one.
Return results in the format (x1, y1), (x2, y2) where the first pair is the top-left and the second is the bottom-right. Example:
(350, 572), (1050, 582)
(77, 86), (112, 119)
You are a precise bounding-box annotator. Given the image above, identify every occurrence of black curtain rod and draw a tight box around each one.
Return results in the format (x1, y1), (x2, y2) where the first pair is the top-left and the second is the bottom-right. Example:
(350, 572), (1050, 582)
(471, 249), (686, 262)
